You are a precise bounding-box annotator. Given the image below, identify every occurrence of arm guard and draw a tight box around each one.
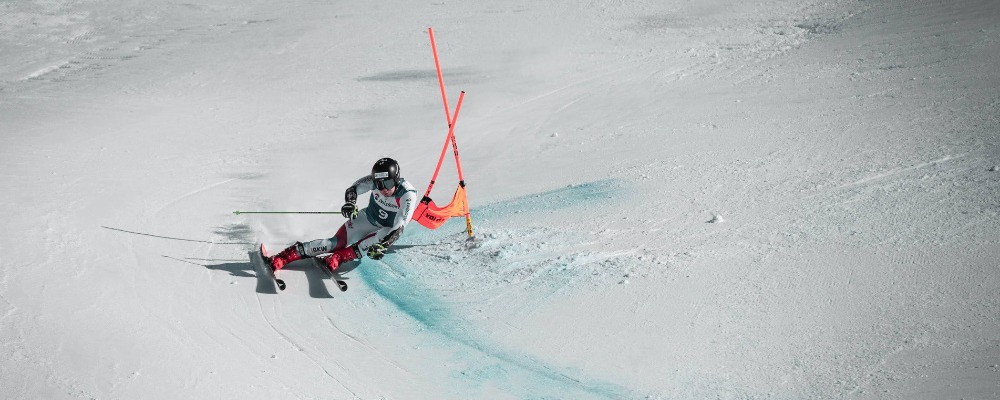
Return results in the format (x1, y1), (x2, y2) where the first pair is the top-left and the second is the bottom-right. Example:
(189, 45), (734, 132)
(380, 226), (404, 247)
(345, 186), (358, 204)
(346, 174), (373, 204)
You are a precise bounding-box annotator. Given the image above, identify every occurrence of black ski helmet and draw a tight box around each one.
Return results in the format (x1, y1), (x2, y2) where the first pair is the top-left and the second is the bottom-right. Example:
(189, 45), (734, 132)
(372, 157), (401, 190)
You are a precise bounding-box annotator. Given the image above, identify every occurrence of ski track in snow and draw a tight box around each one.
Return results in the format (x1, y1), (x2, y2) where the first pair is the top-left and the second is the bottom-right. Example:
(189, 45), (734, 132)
(3, 0), (999, 398)
(320, 311), (412, 375)
(832, 154), (963, 192)
(245, 300), (342, 395)
(244, 253), (364, 398)
(154, 178), (237, 216)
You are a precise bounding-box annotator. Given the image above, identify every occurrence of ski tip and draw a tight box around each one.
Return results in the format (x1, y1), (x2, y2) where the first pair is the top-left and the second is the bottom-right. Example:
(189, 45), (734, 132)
(336, 280), (348, 292)
(276, 279), (286, 291)
(259, 243), (269, 257)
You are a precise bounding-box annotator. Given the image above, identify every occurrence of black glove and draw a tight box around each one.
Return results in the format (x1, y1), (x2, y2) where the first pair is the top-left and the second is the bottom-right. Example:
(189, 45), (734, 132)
(341, 202), (358, 219)
(366, 242), (387, 260)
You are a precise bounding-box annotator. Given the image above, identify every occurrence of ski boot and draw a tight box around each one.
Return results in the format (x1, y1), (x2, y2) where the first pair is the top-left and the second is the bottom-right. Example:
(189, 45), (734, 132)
(266, 242), (303, 271)
(319, 245), (361, 273)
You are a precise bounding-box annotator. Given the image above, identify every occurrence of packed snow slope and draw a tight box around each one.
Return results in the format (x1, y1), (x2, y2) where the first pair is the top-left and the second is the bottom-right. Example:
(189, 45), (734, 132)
(2, 0), (999, 399)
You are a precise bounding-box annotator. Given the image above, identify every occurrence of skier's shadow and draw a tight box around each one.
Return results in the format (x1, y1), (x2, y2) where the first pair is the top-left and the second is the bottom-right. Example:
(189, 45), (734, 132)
(168, 244), (422, 297)
(108, 224), (356, 297)
(243, 252), (352, 298)
(256, 244), (419, 297)
(161, 255), (279, 294)
(275, 259), (357, 299)
(166, 254), (346, 297)
(249, 244), (418, 297)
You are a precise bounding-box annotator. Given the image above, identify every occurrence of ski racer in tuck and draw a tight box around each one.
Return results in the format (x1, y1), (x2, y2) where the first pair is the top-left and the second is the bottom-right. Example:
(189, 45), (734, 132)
(264, 158), (417, 272)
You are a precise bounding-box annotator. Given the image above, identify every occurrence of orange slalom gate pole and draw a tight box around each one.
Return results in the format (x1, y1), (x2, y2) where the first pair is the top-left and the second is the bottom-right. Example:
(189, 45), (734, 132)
(449, 129), (474, 239)
(428, 27), (453, 127)
(423, 91), (465, 199)
(427, 27), (474, 239)
(449, 126), (467, 184)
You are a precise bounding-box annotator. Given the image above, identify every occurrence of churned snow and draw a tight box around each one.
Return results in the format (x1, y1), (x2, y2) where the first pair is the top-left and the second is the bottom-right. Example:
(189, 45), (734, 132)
(2, 0), (999, 399)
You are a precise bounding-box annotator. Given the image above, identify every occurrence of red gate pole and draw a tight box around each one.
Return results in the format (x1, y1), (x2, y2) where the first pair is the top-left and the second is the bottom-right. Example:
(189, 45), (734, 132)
(428, 27), (453, 127)
(423, 91), (464, 199)
(427, 27), (474, 238)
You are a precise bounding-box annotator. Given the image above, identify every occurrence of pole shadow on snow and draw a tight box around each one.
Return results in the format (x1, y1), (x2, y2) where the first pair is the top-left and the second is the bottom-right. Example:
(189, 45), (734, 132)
(109, 223), (340, 297)
(111, 223), (438, 297)
(164, 254), (347, 298)
(162, 254), (278, 295)
(357, 67), (477, 83)
(103, 225), (254, 245)
(161, 245), (427, 297)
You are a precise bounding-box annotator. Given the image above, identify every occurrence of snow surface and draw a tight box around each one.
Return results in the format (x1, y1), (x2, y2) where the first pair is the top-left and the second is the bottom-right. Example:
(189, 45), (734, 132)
(2, 0), (999, 399)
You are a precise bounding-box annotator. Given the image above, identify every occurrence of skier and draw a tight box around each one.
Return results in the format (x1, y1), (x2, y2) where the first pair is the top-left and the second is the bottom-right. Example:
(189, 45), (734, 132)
(264, 157), (417, 272)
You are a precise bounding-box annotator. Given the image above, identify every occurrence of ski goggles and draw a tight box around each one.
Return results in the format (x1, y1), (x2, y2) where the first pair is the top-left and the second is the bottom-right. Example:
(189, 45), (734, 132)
(373, 173), (396, 190)
(375, 178), (396, 190)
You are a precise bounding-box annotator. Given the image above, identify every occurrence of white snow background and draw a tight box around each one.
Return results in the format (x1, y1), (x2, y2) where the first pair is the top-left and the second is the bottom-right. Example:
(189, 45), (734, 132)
(2, 0), (999, 399)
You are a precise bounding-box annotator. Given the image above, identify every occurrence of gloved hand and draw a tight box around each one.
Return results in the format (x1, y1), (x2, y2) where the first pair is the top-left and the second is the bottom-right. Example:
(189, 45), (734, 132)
(341, 202), (358, 219)
(366, 242), (387, 260)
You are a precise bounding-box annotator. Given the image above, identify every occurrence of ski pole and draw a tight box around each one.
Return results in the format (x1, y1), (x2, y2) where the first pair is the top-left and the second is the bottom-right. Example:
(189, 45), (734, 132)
(233, 211), (339, 215)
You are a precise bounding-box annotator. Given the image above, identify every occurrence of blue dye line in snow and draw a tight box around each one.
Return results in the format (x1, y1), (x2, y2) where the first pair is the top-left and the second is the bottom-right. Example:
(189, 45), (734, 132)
(358, 180), (636, 399)
(359, 261), (636, 399)
(473, 179), (622, 221)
